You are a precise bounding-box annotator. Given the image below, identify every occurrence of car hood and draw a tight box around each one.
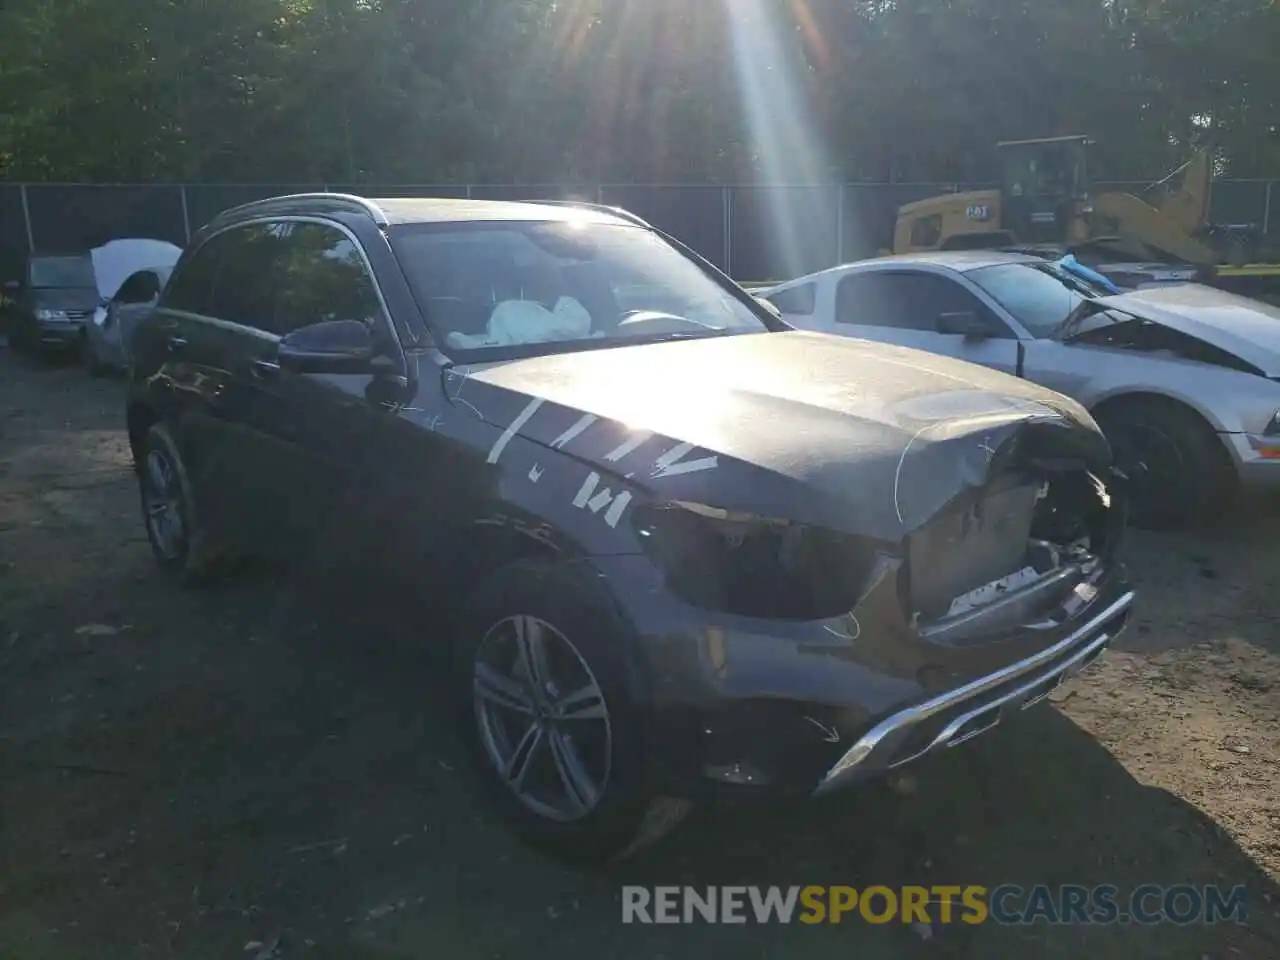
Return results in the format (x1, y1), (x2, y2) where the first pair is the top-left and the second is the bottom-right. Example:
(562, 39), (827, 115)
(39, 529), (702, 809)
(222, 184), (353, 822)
(90, 238), (182, 300)
(451, 331), (1109, 541)
(1090, 284), (1280, 376)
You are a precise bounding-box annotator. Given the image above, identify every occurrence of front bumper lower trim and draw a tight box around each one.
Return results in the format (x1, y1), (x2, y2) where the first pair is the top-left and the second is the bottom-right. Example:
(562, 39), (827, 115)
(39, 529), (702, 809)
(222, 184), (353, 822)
(813, 589), (1135, 796)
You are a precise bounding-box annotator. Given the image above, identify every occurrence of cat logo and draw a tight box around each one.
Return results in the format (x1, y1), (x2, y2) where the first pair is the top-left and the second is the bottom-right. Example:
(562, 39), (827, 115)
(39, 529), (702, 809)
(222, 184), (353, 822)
(964, 204), (991, 221)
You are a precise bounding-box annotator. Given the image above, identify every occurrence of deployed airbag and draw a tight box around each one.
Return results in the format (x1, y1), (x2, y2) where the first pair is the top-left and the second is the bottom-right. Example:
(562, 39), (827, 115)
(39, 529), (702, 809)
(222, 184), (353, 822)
(446, 296), (601, 349)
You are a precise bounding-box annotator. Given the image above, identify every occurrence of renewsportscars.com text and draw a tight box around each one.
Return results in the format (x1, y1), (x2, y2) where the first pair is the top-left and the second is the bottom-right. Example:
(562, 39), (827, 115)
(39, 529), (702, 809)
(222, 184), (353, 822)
(621, 884), (1248, 926)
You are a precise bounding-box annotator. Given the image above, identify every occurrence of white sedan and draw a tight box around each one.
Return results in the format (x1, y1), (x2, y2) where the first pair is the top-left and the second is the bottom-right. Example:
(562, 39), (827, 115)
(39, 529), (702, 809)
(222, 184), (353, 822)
(761, 251), (1280, 529)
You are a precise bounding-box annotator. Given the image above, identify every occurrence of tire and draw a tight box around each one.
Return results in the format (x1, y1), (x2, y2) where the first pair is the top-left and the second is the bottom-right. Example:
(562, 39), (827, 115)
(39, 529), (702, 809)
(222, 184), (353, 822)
(455, 559), (691, 863)
(135, 423), (233, 585)
(1094, 398), (1236, 530)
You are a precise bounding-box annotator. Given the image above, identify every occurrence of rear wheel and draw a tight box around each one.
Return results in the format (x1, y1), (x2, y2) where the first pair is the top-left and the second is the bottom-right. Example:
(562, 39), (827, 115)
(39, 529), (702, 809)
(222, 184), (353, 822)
(1094, 398), (1235, 530)
(455, 560), (691, 862)
(136, 424), (234, 584)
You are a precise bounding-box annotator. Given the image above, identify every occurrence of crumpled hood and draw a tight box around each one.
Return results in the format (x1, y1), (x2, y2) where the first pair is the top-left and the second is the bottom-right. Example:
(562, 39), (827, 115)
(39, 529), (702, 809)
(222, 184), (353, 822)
(455, 332), (1108, 540)
(1092, 284), (1280, 376)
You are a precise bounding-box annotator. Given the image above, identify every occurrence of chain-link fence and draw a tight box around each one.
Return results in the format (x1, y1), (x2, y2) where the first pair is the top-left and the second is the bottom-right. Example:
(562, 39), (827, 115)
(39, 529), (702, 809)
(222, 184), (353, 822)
(1, 179), (1275, 285)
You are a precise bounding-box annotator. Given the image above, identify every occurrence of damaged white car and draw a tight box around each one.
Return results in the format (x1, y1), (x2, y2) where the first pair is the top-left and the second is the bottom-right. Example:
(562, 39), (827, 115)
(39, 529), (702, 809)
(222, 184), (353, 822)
(762, 251), (1280, 529)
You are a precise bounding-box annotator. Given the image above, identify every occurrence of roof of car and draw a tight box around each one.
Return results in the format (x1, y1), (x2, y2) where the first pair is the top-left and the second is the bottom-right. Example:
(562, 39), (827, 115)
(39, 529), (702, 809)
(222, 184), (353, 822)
(864, 250), (1042, 272)
(373, 198), (632, 225)
(768, 250), (1042, 291)
(206, 193), (641, 231)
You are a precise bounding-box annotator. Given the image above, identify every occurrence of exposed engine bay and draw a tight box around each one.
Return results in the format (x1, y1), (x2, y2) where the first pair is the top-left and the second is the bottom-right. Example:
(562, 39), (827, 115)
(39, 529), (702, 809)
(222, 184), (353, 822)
(1069, 318), (1264, 376)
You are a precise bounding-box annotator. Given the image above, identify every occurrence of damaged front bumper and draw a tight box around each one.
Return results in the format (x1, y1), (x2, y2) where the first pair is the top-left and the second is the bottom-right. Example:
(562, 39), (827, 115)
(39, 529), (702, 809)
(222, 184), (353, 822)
(591, 407), (1133, 799)
(594, 544), (1132, 800)
(813, 585), (1133, 795)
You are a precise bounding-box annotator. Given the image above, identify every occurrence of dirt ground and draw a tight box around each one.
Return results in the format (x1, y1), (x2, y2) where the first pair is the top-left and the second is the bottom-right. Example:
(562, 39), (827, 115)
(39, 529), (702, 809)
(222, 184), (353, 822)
(1, 345), (1278, 960)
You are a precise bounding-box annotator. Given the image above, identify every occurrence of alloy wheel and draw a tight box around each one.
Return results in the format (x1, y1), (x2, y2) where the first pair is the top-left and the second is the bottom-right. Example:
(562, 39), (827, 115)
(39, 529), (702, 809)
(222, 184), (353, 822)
(472, 615), (612, 822)
(141, 448), (187, 560)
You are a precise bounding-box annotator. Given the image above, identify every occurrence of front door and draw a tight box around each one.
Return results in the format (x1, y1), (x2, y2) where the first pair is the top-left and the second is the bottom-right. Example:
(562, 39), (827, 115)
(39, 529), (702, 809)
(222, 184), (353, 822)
(241, 219), (405, 569)
(832, 270), (1021, 377)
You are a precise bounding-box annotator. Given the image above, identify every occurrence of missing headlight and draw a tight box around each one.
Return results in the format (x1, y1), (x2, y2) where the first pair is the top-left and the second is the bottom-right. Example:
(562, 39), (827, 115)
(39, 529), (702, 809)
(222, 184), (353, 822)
(632, 502), (881, 620)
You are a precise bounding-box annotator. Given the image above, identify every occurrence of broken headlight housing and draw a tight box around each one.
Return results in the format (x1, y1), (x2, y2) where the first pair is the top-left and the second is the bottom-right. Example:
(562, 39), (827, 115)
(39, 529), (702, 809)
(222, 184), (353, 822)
(632, 501), (881, 620)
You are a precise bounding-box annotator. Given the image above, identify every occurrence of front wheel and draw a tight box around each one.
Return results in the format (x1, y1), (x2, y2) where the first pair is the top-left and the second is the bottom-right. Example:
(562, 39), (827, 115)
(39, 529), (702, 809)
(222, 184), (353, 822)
(1095, 399), (1236, 530)
(455, 560), (691, 862)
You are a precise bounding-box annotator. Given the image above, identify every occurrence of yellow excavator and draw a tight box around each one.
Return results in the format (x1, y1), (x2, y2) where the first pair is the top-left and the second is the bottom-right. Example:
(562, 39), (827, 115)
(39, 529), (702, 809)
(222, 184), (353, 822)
(892, 135), (1280, 298)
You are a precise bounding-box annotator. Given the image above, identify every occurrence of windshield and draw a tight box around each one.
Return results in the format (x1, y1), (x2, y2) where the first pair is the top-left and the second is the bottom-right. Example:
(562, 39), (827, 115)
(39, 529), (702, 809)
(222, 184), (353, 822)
(966, 262), (1110, 337)
(390, 221), (770, 358)
(28, 255), (96, 289)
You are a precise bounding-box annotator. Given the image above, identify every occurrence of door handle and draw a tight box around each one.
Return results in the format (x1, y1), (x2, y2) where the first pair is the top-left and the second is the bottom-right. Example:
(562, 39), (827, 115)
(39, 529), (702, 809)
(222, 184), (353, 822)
(250, 359), (281, 378)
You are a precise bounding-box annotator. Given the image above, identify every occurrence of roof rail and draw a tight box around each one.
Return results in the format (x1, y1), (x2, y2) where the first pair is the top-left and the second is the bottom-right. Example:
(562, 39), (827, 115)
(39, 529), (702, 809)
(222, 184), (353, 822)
(210, 192), (389, 228)
(522, 199), (651, 229)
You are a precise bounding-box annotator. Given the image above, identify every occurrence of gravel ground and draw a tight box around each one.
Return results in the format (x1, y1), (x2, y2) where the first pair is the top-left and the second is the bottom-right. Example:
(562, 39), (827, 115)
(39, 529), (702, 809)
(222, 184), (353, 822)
(1, 346), (1278, 959)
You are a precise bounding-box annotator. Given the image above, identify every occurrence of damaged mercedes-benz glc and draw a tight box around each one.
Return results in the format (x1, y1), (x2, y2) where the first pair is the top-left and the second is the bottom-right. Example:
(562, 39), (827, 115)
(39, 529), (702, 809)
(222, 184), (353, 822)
(126, 195), (1133, 862)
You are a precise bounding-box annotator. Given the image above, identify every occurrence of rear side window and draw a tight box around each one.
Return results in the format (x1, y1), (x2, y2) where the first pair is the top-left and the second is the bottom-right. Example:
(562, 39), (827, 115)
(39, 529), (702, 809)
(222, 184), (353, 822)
(207, 223), (288, 331)
(163, 234), (226, 314)
(765, 283), (816, 315)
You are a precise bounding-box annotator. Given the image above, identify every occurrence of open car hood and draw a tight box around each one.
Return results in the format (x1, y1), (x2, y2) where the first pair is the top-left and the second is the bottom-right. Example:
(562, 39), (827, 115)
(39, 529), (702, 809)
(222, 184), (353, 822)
(1089, 284), (1280, 377)
(90, 238), (182, 300)
(453, 331), (1110, 541)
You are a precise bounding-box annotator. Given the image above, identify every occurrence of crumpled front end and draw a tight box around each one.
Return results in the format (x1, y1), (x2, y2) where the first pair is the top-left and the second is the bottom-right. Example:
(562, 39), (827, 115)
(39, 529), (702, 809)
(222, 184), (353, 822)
(449, 335), (1134, 797)
(599, 397), (1133, 799)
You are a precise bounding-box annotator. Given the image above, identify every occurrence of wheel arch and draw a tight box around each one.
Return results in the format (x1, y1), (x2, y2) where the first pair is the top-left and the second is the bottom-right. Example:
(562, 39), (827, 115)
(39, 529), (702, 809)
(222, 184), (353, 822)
(126, 400), (159, 465)
(1088, 388), (1228, 435)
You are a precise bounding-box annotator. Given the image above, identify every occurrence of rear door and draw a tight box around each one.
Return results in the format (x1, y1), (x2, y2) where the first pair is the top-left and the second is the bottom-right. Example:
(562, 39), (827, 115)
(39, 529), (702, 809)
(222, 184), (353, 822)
(135, 230), (262, 544)
(832, 270), (1021, 377)
(195, 222), (299, 554)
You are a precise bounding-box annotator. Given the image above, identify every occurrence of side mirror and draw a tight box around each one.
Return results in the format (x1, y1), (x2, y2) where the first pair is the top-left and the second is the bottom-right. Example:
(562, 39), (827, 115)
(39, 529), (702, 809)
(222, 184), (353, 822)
(278, 319), (374, 374)
(936, 310), (990, 339)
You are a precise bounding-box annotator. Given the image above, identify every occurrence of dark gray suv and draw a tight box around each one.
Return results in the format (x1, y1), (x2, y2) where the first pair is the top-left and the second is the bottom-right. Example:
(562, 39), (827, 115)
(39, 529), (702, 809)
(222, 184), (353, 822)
(126, 193), (1134, 861)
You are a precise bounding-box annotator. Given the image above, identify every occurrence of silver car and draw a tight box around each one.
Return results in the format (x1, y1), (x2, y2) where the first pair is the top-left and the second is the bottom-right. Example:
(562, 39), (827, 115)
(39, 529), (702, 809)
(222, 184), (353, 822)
(83, 265), (171, 374)
(762, 251), (1280, 529)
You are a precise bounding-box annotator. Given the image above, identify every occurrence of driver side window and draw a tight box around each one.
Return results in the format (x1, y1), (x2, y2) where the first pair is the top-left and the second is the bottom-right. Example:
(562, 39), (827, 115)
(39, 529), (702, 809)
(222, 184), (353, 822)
(836, 271), (1012, 338)
(273, 222), (382, 337)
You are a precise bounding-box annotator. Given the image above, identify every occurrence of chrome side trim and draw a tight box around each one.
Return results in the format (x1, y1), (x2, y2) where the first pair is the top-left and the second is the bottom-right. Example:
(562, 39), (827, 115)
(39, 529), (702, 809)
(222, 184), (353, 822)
(813, 589), (1134, 795)
(889, 623), (1114, 768)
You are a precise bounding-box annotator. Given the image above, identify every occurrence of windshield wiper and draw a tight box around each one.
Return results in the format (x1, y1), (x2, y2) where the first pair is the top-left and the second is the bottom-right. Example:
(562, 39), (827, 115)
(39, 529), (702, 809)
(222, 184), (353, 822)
(634, 328), (734, 344)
